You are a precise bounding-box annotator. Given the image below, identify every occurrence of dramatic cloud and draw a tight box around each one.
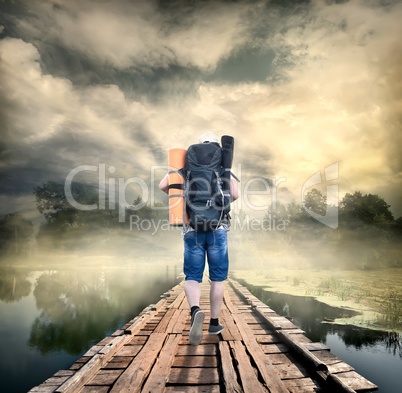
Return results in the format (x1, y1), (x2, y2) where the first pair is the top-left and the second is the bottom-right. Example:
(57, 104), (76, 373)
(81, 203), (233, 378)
(0, 0), (401, 220)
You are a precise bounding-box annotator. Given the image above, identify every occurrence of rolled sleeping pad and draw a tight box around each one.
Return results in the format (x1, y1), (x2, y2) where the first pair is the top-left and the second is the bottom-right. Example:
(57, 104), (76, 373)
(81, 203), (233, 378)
(221, 135), (234, 194)
(168, 148), (188, 226)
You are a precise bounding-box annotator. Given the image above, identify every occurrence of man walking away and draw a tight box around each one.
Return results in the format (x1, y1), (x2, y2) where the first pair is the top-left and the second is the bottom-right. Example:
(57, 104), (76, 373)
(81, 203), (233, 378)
(159, 132), (239, 345)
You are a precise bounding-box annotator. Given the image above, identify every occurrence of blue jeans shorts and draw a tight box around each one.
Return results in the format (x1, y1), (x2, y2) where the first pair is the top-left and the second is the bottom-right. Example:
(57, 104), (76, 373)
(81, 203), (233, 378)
(183, 229), (229, 283)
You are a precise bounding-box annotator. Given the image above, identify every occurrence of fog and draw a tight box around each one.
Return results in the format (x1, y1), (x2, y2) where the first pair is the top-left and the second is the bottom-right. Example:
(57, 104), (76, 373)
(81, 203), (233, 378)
(1, 207), (400, 272)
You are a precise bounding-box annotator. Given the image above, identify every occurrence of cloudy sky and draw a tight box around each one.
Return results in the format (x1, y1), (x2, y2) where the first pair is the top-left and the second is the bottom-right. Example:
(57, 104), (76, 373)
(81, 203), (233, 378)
(1, 0), (401, 223)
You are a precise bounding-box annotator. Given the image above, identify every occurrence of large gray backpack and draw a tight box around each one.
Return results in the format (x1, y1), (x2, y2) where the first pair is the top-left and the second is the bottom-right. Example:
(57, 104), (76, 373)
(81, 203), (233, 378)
(182, 142), (230, 232)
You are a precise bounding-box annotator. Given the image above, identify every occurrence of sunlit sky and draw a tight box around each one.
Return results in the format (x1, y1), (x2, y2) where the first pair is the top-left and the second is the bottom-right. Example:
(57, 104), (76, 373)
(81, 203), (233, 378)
(1, 0), (401, 223)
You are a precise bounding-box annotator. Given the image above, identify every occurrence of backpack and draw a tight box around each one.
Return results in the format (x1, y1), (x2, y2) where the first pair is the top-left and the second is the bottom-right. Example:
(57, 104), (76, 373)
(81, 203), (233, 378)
(182, 142), (231, 232)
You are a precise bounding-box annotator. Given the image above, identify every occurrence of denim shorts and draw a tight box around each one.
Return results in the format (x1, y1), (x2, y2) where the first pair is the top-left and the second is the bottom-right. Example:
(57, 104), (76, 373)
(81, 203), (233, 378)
(183, 229), (229, 283)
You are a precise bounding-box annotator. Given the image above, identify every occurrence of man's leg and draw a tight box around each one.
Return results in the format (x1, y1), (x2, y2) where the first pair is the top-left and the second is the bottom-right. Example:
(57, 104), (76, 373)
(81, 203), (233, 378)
(185, 280), (205, 346)
(185, 279), (201, 308)
(206, 229), (228, 335)
(210, 281), (224, 318)
(183, 231), (206, 346)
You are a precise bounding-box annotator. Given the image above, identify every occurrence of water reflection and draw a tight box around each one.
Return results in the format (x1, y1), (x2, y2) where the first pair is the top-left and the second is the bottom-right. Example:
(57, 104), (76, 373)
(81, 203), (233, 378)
(0, 263), (181, 393)
(238, 279), (402, 357)
(27, 266), (181, 355)
(0, 268), (31, 303)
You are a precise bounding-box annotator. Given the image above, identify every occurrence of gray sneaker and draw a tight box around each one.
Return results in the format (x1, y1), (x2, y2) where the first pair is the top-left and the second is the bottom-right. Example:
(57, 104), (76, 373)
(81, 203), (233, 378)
(208, 323), (224, 335)
(189, 309), (205, 346)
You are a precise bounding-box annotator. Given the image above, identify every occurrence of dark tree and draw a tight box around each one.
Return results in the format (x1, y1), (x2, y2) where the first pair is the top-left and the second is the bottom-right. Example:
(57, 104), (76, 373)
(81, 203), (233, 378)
(302, 189), (327, 216)
(33, 181), (79, 229)
(0, 214), (34, 255)
(340, 191), (394, 228)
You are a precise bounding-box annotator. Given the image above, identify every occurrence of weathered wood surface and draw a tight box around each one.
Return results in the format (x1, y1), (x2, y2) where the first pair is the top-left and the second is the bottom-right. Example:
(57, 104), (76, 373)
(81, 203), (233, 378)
(29, 278), (378, 393)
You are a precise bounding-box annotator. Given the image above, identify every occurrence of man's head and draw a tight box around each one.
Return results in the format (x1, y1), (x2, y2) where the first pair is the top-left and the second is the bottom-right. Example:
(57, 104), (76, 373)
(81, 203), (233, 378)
(199, 132), (220, 144)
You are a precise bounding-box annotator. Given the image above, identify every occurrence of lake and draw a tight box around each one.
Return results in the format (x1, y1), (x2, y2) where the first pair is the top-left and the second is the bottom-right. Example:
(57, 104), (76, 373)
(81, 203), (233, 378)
(236, 279), (402, 393)
(1, 264), (401, 393)
(0, 263), (182, 393)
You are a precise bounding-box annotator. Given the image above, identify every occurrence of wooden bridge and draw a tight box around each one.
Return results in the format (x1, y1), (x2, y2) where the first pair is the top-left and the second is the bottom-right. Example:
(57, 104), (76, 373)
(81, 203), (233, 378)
(29, 278), (378, 393)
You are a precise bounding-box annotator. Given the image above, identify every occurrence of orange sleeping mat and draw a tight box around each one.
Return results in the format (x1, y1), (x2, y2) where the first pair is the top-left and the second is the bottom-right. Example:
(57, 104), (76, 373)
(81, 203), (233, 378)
(168, 148), (188, 226)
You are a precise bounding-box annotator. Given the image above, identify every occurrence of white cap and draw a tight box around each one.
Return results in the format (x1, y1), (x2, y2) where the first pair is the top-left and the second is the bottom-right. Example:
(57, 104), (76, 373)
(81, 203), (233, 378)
(199, 132), (220, 144)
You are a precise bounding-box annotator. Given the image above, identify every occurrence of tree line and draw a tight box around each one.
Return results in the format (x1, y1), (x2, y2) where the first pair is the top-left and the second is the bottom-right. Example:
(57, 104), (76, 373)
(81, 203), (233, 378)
(261, 189), (401, 269)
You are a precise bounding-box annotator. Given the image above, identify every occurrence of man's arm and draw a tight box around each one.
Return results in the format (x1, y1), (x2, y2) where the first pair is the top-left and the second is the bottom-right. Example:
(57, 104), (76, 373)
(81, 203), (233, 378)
(230, 178), (239, 202)
(159, 174), (169, 194)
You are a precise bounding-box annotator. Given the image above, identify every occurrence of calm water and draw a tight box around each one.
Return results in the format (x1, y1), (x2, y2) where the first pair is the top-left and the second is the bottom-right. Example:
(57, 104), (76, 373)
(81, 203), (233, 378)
(237, 279), (402, 393)
(0, 264), (181, 393)
(2, 266), (400, 393)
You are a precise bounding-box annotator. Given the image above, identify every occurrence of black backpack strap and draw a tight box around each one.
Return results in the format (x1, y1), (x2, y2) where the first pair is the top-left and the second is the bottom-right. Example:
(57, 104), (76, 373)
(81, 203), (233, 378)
(230, 171), (240, 182)
(182, 169), (190, 232)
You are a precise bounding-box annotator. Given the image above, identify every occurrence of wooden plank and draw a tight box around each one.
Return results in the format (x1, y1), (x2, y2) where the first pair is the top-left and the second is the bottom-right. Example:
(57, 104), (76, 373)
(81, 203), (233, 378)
(168, 289), (186, 309)
(81, 387), (109, 393)
(268, 317), (298, 330)
(179, 334), (219, 345)
(37, 376), (71, 386)
(232, 312), (289, 393)
(97, 337), (115, 346)
(243, 315), (268, 323)
(168, 367), (220, 385)
(124, 310), (156, 335)
(313, 350), (346, 365)
(103, 356), (132, 369)
(220, 308), (242, 341)
(117, 345), (142, 357)
(280, 328), (305, 334)
(223, 289), (239, 315)
(176, 344), (217, 356)
(255, 334), (281, 344)
(248, 323), (272, 331)
(229, 341), (265, 393)
(266, 353), (294, 365)
(55, 334), (132, 393)
(253, 311), (289, 330)
(110, 332), (167, 393)
(165, 385), (220, 393)
(73, 356), (91, 364)
(154, 308), (177, 333)
(327, 371), (378, 392)
(173, 356), (217, 368)
(326, 362), (355, 374)
(29, 386), (57, 393)
(83, 345), (103, 357)
(283, 377), (321, 393)
(136, 329), (153, 336)
(252, 329), (278, 336)
(141, 334), (182, 393)
(86, 369), (123, 386)
(317, 371), (356, 393)
(285, 333), (312, 345)
(167, 308), (188, 334)
(127, 336), (147, 345)
(273, 363), (308, 380)
(276, 330), (328, 371)
(218, 341), (243, 393)
(53, 371), (74, 378)
(304, 343), (330, 351)
(70, 363), (85, 371)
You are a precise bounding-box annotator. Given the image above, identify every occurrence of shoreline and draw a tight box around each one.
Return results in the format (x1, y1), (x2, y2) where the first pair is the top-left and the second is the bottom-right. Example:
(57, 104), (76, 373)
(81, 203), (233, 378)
(230, 267), (402, 334)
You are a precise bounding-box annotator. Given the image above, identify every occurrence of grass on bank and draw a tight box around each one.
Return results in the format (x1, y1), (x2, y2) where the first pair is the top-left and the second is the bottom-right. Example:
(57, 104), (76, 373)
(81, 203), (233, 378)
(230, 267), (402, 333)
